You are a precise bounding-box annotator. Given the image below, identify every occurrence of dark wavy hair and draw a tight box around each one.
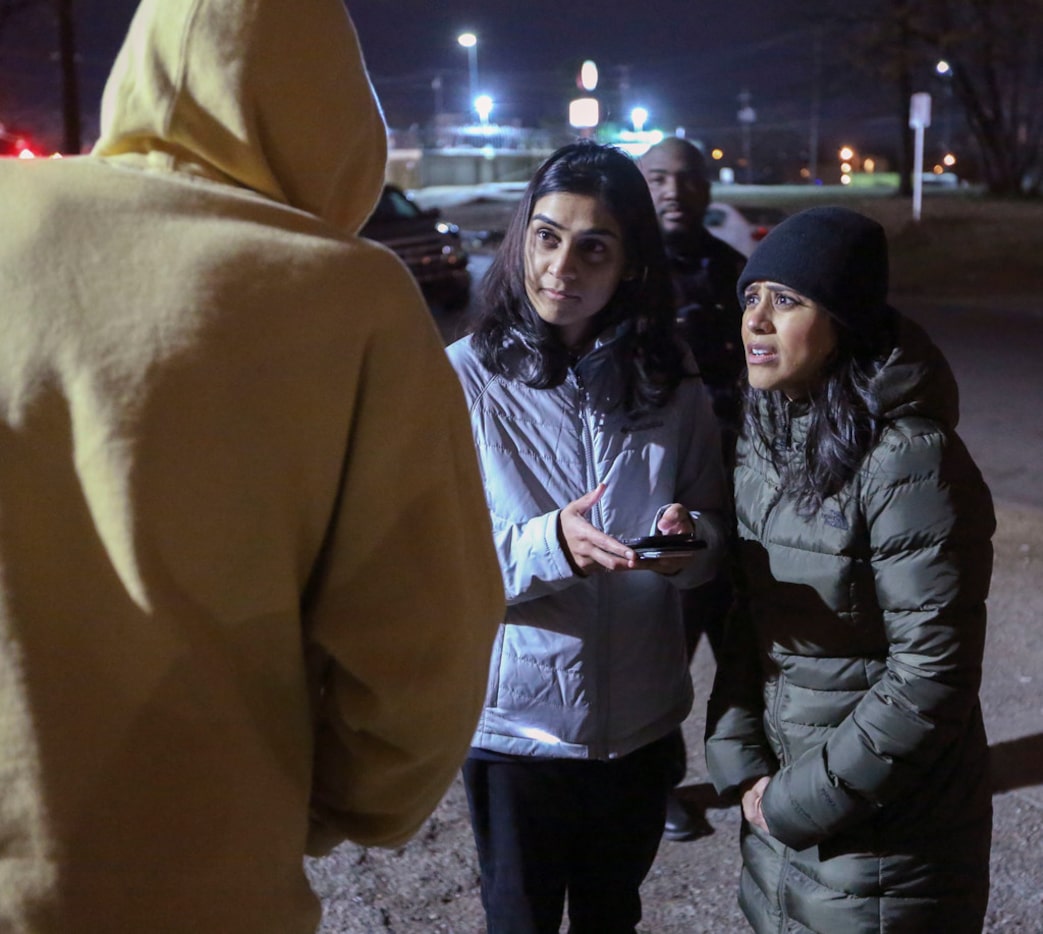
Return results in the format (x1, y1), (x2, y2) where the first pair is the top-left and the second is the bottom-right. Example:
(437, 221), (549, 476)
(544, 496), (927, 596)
(744, 311), (895, 515)
(470, 140), (686, 414)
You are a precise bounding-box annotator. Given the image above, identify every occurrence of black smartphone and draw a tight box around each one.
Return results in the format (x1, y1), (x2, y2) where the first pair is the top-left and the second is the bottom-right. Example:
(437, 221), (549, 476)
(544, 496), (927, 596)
(620, 533), (707, 559)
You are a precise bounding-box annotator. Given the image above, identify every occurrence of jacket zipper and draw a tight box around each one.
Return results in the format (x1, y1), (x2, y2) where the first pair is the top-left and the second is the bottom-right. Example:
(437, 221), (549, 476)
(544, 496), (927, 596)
(573, 367), (609, 760)
(762, 480), (789, 770)
(573, 369), (603, 526)
(758, 419), (802, 930)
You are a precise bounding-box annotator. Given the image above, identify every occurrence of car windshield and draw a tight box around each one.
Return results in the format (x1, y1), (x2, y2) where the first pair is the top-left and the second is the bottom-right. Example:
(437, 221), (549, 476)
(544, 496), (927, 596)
(369, 187), (422, 222)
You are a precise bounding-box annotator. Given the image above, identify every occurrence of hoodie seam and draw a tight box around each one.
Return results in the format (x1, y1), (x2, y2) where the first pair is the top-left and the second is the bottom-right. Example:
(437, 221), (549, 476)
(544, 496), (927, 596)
(162, 0), (208, 143)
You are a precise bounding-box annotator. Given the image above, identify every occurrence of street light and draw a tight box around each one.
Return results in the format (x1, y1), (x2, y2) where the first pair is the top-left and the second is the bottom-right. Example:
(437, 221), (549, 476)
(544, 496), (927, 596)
(630, 107), (648, 133)
(838, 145), (856, 185)
(457, 32), (478, 120)
(475, 94), (494, 126)
(569, 60), (600, 138)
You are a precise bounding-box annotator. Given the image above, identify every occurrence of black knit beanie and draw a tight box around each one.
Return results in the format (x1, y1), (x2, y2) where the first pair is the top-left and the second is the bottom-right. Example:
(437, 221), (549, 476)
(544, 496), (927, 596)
(737, 206), (891, 352)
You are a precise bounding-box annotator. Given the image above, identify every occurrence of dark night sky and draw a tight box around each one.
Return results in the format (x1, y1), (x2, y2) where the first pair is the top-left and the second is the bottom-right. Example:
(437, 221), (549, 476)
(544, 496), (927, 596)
(0, 0), (902, 163)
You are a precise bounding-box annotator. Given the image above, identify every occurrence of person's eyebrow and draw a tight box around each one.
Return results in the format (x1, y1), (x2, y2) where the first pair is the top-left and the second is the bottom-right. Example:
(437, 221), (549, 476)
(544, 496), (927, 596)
(531, 213), (619, 239)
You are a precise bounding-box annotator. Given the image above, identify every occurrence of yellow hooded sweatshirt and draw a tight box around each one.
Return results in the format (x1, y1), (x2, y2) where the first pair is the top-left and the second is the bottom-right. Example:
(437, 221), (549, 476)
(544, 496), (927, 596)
(0, 0), (503, 930)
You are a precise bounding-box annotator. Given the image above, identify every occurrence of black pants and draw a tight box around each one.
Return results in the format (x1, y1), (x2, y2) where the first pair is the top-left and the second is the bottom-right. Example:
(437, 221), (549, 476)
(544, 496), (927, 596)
(462, 736), (675, 934)
(667, 572), (733, 786)
(681, 570), (731, 661)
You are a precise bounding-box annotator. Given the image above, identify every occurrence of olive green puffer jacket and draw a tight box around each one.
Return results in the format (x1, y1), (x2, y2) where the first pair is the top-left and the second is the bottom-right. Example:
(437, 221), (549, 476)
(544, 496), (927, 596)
(705, 315), (994, 934)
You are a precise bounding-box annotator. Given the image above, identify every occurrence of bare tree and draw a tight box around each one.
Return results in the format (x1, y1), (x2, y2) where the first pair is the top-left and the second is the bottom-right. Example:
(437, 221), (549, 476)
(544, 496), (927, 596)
(930, 0), (1043, 195)
(814, 0), (1043, 196)
(860, 0), (921, 197)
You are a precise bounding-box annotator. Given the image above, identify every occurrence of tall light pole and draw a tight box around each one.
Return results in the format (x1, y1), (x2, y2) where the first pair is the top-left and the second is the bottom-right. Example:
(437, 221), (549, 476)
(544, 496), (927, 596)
(737, 89), (756, 184)
(457, 32), (478, 121)
(935, 59), (954, 153)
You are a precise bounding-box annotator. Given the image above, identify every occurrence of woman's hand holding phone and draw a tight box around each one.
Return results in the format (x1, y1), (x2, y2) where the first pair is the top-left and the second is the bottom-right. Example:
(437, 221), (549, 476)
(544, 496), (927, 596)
(558, 487), (701, 576)
(633, 503), (702, 575)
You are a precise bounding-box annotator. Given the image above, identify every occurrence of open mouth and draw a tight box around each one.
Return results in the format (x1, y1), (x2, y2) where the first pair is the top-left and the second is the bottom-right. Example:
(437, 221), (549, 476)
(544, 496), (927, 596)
(747, 345), (777, 364)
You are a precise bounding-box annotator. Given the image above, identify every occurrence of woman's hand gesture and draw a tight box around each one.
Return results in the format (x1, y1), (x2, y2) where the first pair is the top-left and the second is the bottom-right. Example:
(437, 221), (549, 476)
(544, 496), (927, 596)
(558, 483), (636, 574)
(558, 486), (698, 577)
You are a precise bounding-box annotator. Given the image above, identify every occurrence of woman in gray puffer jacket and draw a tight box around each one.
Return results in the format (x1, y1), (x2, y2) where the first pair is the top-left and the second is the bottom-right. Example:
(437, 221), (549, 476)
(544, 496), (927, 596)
(705, 207), (994, 933)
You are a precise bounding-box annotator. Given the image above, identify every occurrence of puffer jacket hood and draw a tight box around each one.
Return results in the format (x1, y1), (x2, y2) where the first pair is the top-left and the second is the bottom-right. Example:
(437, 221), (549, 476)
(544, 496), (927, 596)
(867, 313), (960, 427)
(92, 0), (387, 233)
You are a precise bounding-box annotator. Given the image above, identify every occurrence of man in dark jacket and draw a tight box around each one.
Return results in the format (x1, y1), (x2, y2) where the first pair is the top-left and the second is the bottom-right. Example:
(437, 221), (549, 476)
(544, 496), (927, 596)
(641, 137), (747, 465)
(640, 136), (745, 841)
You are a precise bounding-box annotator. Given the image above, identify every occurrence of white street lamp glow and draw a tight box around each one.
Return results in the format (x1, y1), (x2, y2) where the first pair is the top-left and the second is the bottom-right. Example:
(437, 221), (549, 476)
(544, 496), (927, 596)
(569, 97), (600, 129)
(630, 107), (649, 132)
(475, 94), (493, 124)
(457, 32), (476, 49)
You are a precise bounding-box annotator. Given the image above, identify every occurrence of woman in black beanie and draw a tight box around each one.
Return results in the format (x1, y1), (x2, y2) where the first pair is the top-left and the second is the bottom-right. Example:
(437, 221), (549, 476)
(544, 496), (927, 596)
(705, 206), (995, 932)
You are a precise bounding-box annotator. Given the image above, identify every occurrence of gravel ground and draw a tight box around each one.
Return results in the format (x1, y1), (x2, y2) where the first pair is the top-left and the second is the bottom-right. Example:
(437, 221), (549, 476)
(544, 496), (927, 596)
(306, 503), (1043, 932)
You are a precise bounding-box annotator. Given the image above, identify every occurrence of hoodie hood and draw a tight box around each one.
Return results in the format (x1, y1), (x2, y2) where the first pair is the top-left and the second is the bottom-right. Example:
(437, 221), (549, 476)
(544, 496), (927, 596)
(868, 312), (960, 428)
(92, 0), (387, 234)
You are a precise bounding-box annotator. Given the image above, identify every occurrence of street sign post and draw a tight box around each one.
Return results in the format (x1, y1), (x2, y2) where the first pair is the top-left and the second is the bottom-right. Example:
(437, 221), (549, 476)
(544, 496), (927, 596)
(909, 92), (932, 222)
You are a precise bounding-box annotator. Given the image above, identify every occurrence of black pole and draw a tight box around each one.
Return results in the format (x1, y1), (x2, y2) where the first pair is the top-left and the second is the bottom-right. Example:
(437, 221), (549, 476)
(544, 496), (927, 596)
(56, 0), (80, 153)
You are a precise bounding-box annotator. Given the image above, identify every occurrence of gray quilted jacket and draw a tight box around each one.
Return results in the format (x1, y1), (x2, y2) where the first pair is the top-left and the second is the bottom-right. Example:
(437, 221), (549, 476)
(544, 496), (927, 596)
(449, 329), (728, 760)
(705, 315), (994, 933)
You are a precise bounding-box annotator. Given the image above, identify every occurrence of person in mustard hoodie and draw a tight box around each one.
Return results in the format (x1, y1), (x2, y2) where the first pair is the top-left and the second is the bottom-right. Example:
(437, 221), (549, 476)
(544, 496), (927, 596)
(0, 0), (504, 931)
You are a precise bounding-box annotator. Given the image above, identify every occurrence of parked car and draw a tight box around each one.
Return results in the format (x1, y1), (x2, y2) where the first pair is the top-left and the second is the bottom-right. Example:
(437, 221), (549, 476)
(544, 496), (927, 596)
(704, 202), (788, 257)
(361, 184), (471, 310)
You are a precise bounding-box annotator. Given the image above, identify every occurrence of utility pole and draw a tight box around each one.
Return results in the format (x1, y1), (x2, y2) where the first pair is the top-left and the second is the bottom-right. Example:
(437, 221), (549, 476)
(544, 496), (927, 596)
(431, 74), (444, 117)
(737, 89), (755, 184)
(55, 0), (81, 153)
(808, 27), (821, 183)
